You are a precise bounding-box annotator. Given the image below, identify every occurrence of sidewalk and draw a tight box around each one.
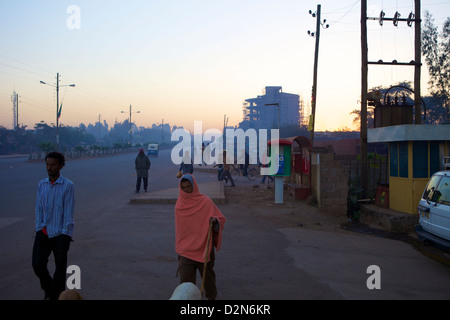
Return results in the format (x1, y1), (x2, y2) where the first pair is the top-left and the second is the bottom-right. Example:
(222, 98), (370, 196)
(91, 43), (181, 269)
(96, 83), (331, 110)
(130, 165), (225, 204)
(0, 154), (28, 159)
(131, 166), (450, 266)
(131, 163), (419, 234)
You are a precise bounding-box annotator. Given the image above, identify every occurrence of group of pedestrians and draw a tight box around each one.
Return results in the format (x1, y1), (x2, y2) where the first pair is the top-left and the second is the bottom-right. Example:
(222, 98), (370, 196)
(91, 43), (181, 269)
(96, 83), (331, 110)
(32, 149), (226, 300)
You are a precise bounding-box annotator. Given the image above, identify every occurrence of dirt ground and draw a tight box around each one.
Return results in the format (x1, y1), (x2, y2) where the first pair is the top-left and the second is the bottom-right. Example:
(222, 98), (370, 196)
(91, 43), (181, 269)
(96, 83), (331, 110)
(222, 182), (450, 265)
(223, 182), (349, 233)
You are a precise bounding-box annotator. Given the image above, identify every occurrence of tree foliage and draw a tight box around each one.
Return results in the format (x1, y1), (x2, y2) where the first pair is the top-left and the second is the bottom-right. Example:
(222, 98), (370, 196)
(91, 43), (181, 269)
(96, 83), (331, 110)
(422, 10), (450, 121)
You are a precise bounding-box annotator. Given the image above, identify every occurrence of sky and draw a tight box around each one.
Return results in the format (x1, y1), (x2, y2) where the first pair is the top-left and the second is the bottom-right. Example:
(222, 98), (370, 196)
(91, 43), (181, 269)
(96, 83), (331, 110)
(1, 0), (449, 133)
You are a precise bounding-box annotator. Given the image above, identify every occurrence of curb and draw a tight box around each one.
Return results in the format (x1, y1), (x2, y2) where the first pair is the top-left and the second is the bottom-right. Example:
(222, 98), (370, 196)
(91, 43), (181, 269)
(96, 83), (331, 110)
(360, 204), (418, 234)
(129, 181), (225, 205)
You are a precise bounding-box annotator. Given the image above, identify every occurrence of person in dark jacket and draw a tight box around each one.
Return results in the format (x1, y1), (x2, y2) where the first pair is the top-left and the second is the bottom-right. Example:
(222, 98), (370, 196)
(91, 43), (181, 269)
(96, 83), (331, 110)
(178, 151), (194, 176)
(135, 148), (151, 192)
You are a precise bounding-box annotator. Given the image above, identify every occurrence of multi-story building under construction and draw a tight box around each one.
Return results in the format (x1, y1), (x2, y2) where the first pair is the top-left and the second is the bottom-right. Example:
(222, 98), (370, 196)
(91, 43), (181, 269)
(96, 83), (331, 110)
(239, 86), (303, 130)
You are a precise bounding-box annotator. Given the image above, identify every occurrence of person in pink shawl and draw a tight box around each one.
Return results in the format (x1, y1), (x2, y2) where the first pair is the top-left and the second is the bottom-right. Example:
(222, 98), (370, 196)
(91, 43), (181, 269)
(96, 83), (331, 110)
(175, 173), (226, 300)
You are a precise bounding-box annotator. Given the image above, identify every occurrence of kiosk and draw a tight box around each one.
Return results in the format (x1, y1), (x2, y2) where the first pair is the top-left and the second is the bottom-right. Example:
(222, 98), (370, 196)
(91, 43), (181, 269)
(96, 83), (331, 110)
(368, 124), (449, 214)
(268, 139), (292, 204)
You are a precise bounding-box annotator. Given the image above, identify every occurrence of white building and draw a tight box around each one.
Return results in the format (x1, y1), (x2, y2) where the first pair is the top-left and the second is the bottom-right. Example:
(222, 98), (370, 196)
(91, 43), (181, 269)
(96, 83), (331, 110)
(240, 86), (301, 130)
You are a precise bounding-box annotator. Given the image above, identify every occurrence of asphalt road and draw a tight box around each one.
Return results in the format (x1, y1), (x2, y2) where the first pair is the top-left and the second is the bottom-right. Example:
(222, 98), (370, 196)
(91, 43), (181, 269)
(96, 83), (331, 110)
(1, 150), (449, 300)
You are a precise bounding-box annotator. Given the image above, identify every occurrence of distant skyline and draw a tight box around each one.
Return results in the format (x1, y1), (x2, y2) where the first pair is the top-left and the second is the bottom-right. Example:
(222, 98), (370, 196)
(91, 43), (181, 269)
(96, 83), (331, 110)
(1, 0), (449, 132)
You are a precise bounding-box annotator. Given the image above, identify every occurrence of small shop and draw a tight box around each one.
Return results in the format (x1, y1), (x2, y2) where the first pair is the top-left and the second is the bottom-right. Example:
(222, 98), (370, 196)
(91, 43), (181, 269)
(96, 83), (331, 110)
(368, 124), (450, 214)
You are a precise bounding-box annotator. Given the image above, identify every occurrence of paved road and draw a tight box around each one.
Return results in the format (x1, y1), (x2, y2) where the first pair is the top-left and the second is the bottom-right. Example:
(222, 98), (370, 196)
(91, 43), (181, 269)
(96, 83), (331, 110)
(0, 151), (449, 300)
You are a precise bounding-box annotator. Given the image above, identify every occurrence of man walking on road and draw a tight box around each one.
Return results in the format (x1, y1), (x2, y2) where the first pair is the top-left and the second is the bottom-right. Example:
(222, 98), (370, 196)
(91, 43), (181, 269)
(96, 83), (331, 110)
(135, 148), (151, 192)
(175, 174), (226, 300)
(32, 151), (75, 300)
(221, 151), (235, 187)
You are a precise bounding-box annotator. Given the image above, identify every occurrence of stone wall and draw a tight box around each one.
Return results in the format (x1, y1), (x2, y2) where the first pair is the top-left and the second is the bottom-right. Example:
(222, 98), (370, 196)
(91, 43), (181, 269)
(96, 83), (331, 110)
(311, 146), (350, 215)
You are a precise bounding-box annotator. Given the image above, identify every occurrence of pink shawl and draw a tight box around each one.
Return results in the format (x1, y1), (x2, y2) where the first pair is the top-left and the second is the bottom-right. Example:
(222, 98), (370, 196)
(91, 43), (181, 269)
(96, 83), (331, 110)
(175, 174), (226, 263)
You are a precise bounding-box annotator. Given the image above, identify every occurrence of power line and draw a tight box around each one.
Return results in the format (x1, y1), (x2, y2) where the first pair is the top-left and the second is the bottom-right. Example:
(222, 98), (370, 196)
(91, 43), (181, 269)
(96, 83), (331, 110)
(74, 86), (124, 109)
(0, 61), (51, 79)
(0, 54), (53, 78)
(324, 0), (360, 24)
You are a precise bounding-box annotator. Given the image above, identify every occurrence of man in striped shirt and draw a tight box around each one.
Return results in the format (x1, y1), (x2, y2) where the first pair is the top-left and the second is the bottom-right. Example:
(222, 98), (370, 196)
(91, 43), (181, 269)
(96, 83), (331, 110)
(32, 151), (75, 300)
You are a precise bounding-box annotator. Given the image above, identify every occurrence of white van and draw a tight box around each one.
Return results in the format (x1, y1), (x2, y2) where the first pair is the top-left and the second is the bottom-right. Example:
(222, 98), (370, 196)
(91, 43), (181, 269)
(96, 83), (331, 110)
(416, 157), (450, 252)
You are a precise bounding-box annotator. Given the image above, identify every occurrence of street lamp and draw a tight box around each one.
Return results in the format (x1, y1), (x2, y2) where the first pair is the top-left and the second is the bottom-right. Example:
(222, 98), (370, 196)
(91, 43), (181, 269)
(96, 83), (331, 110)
(40, 73), (75, 151)
(121, 105), (140, 146)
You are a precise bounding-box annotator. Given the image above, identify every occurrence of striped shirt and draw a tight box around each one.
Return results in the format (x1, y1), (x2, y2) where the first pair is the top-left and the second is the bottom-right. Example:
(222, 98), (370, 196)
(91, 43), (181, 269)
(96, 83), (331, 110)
(35, 175), (75, 238)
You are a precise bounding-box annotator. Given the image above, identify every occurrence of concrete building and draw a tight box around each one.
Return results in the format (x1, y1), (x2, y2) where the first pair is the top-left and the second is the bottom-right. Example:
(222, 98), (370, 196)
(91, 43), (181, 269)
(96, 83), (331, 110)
(239, 86), (301, 130)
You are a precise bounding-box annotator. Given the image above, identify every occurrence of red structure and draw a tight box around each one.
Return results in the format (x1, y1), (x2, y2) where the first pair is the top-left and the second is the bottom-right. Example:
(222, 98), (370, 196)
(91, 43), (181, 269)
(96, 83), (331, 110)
(286, 136), (312, 200)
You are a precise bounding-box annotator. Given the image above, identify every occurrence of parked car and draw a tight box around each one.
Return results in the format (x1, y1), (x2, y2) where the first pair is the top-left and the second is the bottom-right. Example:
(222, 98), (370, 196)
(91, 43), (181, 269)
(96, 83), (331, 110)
(415, 158), (450, 252)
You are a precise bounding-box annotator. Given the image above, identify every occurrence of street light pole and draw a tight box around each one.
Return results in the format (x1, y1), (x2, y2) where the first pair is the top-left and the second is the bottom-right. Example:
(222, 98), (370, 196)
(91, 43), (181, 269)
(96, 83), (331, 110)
(40, 73), (75, 151)
(121, 105), (140, 146)
(56, 73), (60, 149)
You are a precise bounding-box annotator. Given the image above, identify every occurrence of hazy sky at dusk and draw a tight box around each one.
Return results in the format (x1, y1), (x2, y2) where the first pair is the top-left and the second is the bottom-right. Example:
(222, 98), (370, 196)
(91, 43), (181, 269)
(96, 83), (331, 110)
(1, 0), (449, 132)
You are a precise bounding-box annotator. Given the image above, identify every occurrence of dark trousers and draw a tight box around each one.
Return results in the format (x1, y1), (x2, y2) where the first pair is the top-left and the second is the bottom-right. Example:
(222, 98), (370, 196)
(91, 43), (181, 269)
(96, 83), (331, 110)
(177, 249), (217, 300)
(32, 231), (71, 300)
(136, 176), (148, 191)
(221, 170), (235, 186)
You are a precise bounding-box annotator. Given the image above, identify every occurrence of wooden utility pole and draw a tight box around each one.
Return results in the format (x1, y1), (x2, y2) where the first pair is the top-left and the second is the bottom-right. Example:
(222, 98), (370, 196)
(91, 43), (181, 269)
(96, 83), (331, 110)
(309, 4), (322, 146)
(361, 0), (369, 197)
(414, 0), (421, 123)
(366, 1), (422, 123)
(361, 0), (421, 196)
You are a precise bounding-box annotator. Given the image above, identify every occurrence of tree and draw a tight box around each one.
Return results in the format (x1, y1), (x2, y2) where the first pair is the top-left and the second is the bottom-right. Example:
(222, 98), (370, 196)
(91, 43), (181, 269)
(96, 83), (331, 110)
(350, 105), (374, 131)
(37, 141), (56, 153)
(422, 10), (450, 122)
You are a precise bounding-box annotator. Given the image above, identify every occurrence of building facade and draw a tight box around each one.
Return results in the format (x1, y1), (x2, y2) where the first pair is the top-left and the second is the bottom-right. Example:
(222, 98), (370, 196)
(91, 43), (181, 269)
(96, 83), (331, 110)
(239, 86), (301, 130)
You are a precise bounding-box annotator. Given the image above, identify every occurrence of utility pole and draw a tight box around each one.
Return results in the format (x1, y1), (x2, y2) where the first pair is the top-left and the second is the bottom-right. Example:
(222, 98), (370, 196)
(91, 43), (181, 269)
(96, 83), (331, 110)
(121, 105), (140, 146)
(16, 92), (19, 129)
(414, 0), (421, 124)
(40, 73), (75, 151)
(361, 0), (368, 197)
(223, 114), (229, 150)
(307, 4), (328, 146)
(365, 1), (422, 122)
(56, 73), (60, 150)
(361, 0), (421, 197)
